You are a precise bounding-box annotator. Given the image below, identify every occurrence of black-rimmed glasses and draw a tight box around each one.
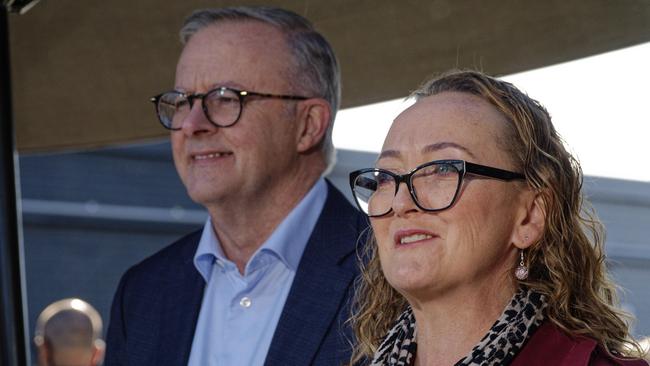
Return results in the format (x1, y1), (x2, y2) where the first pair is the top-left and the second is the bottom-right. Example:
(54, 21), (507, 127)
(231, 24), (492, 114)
(349, 159), (525, 217)
(150, 86), (310, 130)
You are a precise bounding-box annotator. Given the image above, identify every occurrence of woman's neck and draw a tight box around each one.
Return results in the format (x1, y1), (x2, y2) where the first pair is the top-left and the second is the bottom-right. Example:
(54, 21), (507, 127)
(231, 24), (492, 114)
(410, 281), (516, 366)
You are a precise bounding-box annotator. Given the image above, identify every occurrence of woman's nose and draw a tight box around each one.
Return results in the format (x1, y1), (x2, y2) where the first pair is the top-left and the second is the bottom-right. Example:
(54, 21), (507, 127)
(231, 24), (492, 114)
(391, 182), (419, 216)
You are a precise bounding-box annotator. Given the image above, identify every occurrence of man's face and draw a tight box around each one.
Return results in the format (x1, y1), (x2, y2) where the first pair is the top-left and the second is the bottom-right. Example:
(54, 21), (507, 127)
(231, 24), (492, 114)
(172, 21), (303, 207)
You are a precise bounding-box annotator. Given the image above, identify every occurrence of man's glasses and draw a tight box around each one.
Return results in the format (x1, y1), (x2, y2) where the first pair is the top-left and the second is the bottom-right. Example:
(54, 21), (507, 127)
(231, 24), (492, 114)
(349, 159), (525, 217)
(150, 86), (310, 130)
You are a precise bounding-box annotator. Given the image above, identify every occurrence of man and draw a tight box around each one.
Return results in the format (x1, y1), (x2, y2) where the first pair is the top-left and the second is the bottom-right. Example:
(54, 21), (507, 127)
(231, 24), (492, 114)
(34, 298), (105, 366)
(105, 6), (366, 366)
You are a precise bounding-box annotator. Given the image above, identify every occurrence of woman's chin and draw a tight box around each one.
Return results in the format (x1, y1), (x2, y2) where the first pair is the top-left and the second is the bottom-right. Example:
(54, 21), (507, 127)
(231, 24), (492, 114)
(385, 268), (439, 297)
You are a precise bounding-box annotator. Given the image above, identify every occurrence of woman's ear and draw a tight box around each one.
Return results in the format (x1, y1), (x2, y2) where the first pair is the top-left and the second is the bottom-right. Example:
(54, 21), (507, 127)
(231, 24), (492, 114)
(512, 189), (546, 249)
(295, 98), (331, 153)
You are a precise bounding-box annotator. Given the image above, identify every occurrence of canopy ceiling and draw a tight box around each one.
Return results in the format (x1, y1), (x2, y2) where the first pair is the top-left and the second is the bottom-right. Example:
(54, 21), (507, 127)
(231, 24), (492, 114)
(9, 0), (650, 152)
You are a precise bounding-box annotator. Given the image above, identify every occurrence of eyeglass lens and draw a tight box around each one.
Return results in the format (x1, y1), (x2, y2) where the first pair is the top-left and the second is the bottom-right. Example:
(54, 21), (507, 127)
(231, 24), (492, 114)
(157, 88), (242, 129)
(352, 162), (461, 216)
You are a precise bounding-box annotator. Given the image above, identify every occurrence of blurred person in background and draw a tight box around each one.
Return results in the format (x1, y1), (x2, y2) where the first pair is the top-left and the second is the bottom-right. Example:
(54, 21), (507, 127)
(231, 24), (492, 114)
(348, 70), (648, 365)
(34, 298), (104, 366)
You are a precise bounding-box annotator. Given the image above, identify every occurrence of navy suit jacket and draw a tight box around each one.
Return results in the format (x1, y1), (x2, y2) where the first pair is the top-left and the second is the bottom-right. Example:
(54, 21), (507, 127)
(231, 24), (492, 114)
(105, 181), (368, 366)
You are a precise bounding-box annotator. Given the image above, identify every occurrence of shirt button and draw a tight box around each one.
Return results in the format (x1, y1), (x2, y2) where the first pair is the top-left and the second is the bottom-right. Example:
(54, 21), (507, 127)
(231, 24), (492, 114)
(239, 296), (252, 308)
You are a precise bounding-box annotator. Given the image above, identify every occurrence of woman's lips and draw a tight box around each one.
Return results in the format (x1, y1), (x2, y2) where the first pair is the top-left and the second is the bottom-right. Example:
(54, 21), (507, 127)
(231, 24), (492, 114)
(393, 229), (438, 247)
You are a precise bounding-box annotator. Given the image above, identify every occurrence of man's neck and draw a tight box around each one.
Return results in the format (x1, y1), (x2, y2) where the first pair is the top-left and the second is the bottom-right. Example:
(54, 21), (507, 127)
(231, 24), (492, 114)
(206, 167), (323, 274)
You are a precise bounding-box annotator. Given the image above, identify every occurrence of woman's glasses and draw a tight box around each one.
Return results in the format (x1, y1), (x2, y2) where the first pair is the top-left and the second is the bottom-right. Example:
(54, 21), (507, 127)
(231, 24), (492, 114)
(349, 159), (525, 217)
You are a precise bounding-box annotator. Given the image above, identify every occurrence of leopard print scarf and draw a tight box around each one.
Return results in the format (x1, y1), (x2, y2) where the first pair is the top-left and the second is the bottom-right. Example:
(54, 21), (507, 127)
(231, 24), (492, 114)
(369, 288), (547, 366)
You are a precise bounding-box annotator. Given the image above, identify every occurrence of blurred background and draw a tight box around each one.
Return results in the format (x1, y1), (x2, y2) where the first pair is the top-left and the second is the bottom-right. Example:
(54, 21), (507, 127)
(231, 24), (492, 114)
(3, 0), (650, 364)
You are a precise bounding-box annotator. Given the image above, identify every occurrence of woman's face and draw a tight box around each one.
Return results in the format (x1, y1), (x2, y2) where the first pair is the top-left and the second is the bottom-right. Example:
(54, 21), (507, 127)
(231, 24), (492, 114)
(373, 92), (528, 302)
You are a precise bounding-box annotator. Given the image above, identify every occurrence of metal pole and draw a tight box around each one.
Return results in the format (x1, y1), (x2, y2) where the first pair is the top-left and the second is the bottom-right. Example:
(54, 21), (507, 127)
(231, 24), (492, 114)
(0, 5), (29, 366)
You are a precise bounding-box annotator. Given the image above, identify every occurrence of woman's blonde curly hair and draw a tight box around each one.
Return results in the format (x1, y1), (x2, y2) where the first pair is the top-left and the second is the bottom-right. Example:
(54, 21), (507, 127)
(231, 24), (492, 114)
(349, 69), (645, 364)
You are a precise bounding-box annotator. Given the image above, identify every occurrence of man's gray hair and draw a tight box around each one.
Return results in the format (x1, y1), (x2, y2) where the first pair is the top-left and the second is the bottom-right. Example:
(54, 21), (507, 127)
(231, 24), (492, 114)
(180, 7), (341, 171)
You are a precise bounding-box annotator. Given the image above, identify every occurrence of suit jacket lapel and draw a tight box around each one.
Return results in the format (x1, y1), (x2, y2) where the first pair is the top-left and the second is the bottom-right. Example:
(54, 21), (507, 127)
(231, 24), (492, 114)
(264, 182), (362, 366)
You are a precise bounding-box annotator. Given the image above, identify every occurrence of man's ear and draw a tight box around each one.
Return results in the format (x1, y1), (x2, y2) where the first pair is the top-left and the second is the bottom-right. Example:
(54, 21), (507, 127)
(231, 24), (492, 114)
(512, 189), (546, 249)
(295, 98), (331, 153)
(92, 339), (106, 366)
(36, 344), (49, 366)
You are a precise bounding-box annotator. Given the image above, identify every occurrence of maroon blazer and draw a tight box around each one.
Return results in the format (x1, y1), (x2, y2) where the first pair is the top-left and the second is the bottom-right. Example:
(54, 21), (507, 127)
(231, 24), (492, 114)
(512, 320), (648, 366)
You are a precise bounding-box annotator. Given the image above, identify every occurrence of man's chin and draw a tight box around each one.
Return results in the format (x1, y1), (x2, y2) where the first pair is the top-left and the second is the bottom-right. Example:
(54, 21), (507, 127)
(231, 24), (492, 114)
(187, 186), (232, 206)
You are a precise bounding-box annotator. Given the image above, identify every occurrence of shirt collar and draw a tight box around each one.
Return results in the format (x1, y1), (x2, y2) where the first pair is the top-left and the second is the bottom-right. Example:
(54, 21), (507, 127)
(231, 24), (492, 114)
(261, 178), (328, 271)
(193, 178), (328, 281)
(193, 219), (225, 281)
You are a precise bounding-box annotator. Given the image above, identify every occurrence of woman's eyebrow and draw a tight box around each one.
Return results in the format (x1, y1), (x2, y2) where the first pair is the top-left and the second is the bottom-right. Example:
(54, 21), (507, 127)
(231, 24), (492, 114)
(377, 149), (401, 161)
(422, 142), (477, 159)
(377, 142), (476, 163)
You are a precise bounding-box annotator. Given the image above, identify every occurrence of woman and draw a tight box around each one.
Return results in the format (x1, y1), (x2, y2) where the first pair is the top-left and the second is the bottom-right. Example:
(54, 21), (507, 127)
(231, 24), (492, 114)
(348, 70), (647, 365)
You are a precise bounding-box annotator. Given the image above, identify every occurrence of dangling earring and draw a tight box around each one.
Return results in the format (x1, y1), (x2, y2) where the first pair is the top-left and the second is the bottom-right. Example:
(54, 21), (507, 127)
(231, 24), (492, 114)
(515, 250), (529, 280)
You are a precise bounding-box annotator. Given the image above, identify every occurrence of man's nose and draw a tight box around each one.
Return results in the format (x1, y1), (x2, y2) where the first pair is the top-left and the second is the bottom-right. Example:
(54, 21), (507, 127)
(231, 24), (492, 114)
(180, 100), (216, 136)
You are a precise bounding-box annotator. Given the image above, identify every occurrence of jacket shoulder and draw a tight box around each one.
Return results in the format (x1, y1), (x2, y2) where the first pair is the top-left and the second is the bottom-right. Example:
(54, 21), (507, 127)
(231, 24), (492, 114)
(324, 180), (368, 234)
(105, 229), (205, 366)
(119, 229), (202, 286)
(513, 320), (649, 366)
(589, 347), (649, 366)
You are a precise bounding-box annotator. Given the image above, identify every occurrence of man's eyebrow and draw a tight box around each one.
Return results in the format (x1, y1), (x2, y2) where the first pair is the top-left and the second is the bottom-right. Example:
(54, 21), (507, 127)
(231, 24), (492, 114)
(173, 81), (245, 93)
(422, 142), (477, 159)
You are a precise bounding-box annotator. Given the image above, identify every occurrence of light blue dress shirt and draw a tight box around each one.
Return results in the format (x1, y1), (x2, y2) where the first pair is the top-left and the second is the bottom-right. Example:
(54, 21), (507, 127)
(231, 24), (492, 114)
(187, 178), (328, 366)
